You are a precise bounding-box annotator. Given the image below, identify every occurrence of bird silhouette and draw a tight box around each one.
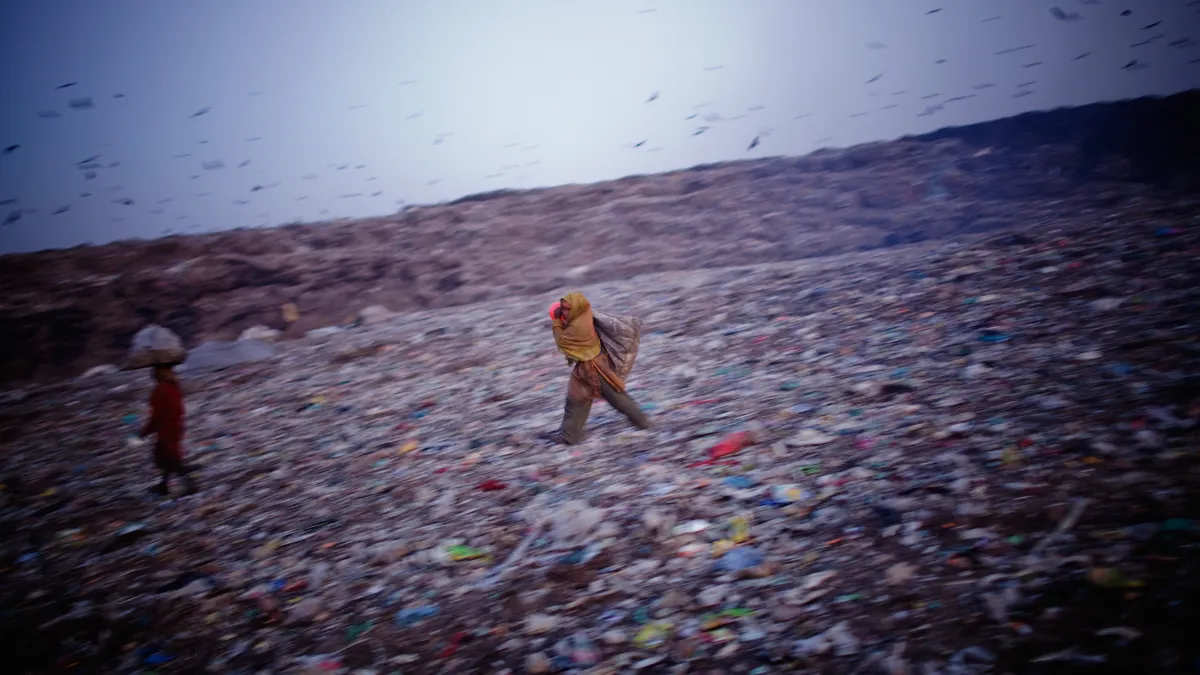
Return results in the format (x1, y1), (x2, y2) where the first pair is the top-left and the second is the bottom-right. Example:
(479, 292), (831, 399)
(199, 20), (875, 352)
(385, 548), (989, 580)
(1142, 20), (1161, 29)
(646, 91), (660, 103)
(55, 82), (78, 89)
(3, 144), (18, 155)
(633, 140), (646, 148)
(191, 107), (211, 118)
(747, 136), (760, 151)
(1049, 6), (1081, 21)
(866, 73), (884, 84)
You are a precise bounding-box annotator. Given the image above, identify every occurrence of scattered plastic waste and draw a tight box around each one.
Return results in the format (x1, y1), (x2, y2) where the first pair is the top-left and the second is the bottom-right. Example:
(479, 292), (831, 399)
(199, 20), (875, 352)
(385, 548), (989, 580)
(716, 547), (764, 571)
(634, 622), (673, 649)
(4, 201), (1200, 671)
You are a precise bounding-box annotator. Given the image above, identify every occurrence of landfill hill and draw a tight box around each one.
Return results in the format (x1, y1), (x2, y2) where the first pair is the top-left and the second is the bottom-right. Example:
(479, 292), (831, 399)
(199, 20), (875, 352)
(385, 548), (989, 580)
(1, 89), (1199, 383)
(1, 207), (1197, 673)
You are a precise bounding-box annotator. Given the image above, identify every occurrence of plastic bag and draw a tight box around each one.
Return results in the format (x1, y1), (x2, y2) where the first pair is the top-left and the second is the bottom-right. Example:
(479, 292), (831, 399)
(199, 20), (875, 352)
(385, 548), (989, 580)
(121, 324), (187, 370)
(177, 340), (277, 373)
(593, 311), (643, 379)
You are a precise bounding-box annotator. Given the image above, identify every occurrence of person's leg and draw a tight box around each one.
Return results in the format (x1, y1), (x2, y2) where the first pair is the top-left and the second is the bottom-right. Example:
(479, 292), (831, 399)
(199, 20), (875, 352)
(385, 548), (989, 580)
(149, 442), (170, 495)
(558, 396), (593, 444)
(600, 380), (651, 430)
(179, 462), (198, 494)
(151, 471), (169, 495)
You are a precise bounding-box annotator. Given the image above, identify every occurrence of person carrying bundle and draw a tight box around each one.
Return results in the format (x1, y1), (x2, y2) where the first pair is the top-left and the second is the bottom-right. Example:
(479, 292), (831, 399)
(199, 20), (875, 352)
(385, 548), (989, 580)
(544, 292), (651, 444)
(123, 324), (197, 496)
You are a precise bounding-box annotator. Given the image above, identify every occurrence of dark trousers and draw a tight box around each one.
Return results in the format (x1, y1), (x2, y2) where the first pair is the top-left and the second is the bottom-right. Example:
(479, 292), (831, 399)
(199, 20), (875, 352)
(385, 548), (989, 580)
(558, 379), (651, 444)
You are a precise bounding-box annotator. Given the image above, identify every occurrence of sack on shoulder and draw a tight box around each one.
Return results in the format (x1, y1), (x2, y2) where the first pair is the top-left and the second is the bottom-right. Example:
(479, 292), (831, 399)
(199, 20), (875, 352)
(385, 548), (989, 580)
(593, 311), (644, 380)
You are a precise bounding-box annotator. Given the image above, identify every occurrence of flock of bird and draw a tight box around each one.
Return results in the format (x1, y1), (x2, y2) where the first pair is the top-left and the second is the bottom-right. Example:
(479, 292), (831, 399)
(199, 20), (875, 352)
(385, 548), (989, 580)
(2, 3), (1198, 240)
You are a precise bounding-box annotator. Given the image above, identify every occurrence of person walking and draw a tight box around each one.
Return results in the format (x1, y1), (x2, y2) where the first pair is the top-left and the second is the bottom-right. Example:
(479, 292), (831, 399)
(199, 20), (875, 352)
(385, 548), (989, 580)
(140, 364), (197, 495)
(545, 292), (651, 444)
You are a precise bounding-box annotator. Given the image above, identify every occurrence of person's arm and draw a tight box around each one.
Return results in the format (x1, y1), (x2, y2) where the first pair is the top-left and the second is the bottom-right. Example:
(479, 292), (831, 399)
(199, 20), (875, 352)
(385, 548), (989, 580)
(140, 389), (161, 438)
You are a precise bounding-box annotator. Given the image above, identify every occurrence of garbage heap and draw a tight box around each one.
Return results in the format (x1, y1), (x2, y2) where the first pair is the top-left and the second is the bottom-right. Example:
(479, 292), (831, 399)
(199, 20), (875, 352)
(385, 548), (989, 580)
(0, 203), (1198, 674)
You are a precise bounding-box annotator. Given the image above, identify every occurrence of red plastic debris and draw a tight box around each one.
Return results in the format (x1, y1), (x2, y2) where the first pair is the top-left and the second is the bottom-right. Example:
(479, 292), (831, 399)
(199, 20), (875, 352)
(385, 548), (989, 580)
(438, 631), (467, 658)
(709, 432), (751, 460)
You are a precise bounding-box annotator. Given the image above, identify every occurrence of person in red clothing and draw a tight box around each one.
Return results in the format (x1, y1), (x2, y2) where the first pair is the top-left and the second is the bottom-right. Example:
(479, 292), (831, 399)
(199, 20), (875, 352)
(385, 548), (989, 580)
(139, 364), (196, 495)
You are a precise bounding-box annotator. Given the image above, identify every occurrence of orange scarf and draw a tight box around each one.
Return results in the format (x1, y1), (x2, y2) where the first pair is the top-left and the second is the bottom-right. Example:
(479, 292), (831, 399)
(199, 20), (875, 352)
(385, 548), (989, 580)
(552, 292), (626, 395)
(552, 292), (602, 363)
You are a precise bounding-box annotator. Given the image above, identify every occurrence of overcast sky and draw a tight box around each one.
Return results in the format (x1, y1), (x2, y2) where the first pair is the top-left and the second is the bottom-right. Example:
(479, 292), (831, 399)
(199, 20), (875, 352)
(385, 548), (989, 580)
(0, 0), (1197, 254)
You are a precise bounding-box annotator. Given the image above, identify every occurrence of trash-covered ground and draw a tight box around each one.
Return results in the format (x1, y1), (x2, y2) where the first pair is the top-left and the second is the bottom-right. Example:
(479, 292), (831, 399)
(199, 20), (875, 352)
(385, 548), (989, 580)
(1, 203), (1199, 674)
